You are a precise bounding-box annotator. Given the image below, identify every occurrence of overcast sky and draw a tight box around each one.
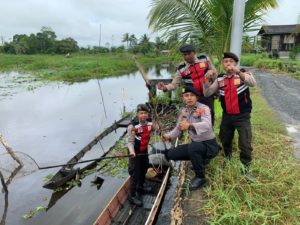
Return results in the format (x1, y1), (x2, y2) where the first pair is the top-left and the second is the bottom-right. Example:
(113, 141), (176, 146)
(0, 0), (299, 47)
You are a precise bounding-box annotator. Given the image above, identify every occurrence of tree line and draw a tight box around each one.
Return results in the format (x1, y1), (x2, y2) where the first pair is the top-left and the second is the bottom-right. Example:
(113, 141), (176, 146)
(0, 27), (182, 55)
(0, 27), (79, 54)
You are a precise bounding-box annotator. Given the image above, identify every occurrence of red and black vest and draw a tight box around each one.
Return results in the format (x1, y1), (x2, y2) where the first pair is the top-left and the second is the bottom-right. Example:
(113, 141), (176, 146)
(132, 118), (152, 153)
(177, 55), (209, 96)
(217, 71), (252, 115)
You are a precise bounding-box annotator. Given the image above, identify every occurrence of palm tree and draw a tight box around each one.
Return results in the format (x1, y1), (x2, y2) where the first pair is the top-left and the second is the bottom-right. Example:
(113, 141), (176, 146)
(139, 34), (152, 55)
(129, 34), (138, 47)
(122, 33), (130, 49)
(148, 0), (278, 62)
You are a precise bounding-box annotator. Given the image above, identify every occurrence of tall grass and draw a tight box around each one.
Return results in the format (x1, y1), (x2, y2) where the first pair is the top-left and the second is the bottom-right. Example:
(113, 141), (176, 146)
(202, 88), (300, 224)
(0, 53), (173, 82)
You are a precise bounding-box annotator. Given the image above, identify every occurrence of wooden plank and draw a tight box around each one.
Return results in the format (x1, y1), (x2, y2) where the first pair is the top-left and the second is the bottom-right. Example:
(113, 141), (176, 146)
(145, 167), (170, 225)
(93, 177), (131, 225)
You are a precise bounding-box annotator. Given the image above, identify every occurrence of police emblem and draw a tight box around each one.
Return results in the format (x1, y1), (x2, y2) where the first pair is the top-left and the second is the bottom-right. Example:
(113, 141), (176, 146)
(234, 78), (241, 85)
(199, 62), (206, 68)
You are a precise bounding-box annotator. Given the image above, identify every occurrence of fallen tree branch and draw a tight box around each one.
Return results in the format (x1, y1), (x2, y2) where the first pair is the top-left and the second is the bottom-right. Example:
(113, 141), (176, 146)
(0, 171), (8, 193)
(0, 134), (23, 167)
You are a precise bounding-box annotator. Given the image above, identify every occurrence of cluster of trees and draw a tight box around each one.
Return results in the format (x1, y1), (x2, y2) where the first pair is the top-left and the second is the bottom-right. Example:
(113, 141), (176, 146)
(0, 27), (79, 54)
(0, 27), (179, 55)
(121, 32), (178, 55)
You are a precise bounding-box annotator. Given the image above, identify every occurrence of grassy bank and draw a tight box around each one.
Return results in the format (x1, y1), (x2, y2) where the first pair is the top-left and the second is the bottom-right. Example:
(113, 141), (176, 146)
(241, 54), (300, 80)
(0, 53), (174, 82)
(201, 88), (300, 224)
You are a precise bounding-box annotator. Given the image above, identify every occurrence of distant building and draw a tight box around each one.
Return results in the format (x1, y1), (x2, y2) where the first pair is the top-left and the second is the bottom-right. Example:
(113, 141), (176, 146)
(258, 24), (300, 58)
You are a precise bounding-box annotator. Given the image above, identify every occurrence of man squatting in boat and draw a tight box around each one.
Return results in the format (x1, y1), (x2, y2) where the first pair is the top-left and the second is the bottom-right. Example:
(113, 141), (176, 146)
(162, 86), (220, 190)
(127, 104), (155, 206)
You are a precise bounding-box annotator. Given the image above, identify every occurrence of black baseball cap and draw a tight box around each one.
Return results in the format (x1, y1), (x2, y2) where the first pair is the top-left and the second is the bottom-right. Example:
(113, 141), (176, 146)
(136, 104), (150, 113)
(223, 52), (239, 62)
(182, 86), (199, 97)
(179, 44), (195, 53)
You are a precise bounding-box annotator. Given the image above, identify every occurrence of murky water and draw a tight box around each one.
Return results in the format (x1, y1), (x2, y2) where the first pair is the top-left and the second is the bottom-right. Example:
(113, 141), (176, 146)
(0, 64), (176, 225)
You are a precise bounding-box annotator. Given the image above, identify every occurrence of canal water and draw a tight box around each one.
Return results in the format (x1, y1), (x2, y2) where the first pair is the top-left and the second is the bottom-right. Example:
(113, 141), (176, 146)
(0, 64), (176, 225)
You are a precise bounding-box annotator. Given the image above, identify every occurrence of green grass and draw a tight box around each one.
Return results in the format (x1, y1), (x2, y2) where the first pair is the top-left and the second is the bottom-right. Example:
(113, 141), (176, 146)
(241, 54), (300, 80)
(0, 53), (173, 82)
(202, 88), (300, 224)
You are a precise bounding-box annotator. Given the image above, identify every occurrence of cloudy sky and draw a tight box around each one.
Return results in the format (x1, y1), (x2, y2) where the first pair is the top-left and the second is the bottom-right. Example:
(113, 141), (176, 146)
(0, 0), (299, 47)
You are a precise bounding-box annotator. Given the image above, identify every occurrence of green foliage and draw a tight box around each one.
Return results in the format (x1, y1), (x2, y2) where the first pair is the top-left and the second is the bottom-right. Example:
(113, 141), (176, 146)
(240, 53), (267, 66)
(240, 54), (300, 80)
(42, 173), (54, 182)
(148, 0), (278, 61)
(203, 89), (300, 224)
(0, 53), (173, 83)
(22, 206), (46, 220)
(289, 44), (300, 60)
(2, 27), (79, 55)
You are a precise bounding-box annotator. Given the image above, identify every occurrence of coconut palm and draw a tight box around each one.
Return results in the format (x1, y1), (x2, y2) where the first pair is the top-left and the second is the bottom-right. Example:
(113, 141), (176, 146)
(122, 33), (130, 49)
(129, 34), (138, 47)
(148, 0), (278, 61)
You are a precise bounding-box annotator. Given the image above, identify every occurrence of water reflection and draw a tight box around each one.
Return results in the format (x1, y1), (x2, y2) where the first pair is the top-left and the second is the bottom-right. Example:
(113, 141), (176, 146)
(0, 64), (176, 225)
(0, 192), (8, 225)
(0, 163), (23, 225)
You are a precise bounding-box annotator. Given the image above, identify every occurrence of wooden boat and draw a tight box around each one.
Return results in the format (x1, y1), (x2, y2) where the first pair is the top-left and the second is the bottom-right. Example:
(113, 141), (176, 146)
(93, 166), (170, 225)
(43, 115), (132, 189)
(43, 98), (177, 190)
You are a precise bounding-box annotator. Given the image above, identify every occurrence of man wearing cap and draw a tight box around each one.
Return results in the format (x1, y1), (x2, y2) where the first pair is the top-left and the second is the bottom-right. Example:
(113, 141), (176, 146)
(157, 44), (217, 125)
(203, 52), (256, 181)
(162, 86), (219, 190)
(127, 104), (155, 206)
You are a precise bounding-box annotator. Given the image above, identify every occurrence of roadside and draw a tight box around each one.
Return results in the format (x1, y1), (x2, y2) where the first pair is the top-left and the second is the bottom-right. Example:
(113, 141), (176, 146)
(253, 69), (300, 159)
(240, 54), (300, 81)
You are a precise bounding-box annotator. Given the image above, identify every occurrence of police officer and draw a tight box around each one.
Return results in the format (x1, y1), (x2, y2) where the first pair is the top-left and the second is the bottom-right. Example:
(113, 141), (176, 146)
(162, 86), (219, 190)
(157, 44), (217, 125)
(127, 104), (154, 206)
(204, 52), (256, 182)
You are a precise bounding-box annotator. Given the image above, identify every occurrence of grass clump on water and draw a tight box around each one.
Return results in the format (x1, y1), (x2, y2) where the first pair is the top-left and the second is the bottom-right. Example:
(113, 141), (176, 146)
(202, 88), (300, 224)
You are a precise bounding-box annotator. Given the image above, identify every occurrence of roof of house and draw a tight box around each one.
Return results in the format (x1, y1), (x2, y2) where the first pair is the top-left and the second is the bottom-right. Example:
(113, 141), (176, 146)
(258, 24), (300, 35)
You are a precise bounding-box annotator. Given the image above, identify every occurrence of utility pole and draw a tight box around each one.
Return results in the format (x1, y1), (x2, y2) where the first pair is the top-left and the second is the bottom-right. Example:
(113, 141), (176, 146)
(230, 0), (246, 66)
(99, 24), (101, 47)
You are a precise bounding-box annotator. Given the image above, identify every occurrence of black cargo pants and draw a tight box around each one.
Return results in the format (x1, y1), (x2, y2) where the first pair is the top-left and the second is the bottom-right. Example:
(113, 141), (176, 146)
(219, 112), (253, 165)
(167, 138), (219, 178)
(128, 153), (149, 196)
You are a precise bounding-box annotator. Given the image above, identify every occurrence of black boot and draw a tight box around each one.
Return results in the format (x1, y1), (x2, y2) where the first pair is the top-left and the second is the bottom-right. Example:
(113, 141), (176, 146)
(190, 176), (208, 190)
(128, 194), (143, 206)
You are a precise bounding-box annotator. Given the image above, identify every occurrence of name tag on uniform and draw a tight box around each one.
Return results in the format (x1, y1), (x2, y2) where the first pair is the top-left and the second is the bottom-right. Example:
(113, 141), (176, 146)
(234, 78), (241, 85)
(199, 62), (206, 68)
